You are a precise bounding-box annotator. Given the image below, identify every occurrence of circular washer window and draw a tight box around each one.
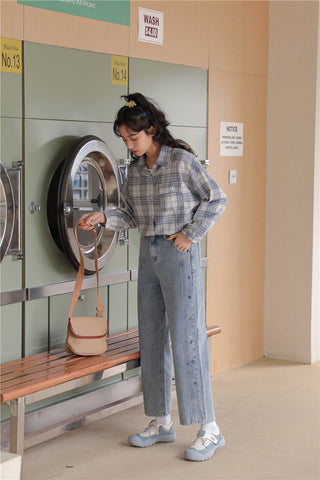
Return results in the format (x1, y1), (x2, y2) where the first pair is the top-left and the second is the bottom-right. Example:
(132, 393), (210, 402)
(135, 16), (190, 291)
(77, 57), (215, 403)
(0, 162), (15, 263)
(47, 136), (120, 274)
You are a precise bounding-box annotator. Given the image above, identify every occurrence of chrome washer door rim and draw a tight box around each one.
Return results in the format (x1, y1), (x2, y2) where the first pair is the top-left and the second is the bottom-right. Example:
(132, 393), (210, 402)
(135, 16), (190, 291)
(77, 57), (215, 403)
(47, 136), (120, 274)
(0, 162), (15, 263)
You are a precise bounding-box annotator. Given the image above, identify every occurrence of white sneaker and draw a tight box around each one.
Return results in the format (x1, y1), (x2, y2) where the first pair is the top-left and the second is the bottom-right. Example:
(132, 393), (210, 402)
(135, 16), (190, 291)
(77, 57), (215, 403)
(184, 430), (225, 461)
(128, 419), (176, 448)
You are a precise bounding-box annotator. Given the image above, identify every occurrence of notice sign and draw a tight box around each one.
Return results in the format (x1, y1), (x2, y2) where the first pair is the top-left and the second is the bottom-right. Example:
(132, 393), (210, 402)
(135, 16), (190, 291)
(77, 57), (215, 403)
(138, 7), (164, 45)
(220, 122), (244, 157)
(111, 56), (128, 86)
(0, 38), (22, 74)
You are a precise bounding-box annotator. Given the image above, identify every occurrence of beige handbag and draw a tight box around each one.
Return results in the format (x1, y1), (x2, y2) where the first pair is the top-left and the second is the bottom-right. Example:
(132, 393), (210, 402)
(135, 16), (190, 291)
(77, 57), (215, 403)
(65, 223), (108, 356)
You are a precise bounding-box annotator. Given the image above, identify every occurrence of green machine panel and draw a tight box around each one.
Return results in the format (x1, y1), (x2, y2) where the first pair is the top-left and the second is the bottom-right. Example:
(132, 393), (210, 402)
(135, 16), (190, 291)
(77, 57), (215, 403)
(0, 303), (22, 362)
(24, 298), (49, 356)
(24, 43), (126, 122)
(0, 71), (22, 118)
(108, 283), (128, 334)
(128, 57), (209, 298)
(129, 58), (207, 128)
(24, 119), (127, 287)
(23, 42), (129, 288)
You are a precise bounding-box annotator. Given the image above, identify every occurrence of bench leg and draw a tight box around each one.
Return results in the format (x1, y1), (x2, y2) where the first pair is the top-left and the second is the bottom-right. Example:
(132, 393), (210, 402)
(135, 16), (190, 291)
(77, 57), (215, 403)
(9, 397), (25, 455)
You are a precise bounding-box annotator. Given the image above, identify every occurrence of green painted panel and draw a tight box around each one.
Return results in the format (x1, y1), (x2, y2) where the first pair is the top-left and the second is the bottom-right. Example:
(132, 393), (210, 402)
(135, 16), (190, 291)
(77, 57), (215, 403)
(24, 119), (126, 287)
(129, 58), (207, 128)
(102, 241), (127, 275)
(128, 281), (138, 330)
(0, 72), (22, 118)
(0, 404), (10, 423)
(1, 117), (23, 167)
(24, 298), (49, 355)
(127, 230), (139, 330)
(128, 229), (140, 270)
(123, 366), (141, 379)
(108, 283), (127, 333)
(0, 255), (22, 293)
(0, 303), (22, 362)
(169, 126), (207, 160)
(201, 236), (207, 256)
(19, 1), (130, 26)
(24, 43), (127, 122)
(0, 117), (23, 292)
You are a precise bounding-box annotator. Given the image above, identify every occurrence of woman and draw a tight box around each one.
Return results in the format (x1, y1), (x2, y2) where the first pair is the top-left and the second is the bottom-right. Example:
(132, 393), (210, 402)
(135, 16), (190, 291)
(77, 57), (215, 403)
(78, 93), (227, 461)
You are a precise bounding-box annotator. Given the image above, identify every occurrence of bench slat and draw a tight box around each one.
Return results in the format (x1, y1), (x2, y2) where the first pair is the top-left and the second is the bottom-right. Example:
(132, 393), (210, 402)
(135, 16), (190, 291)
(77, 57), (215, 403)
(1, 341), (140, 389)
(1, 348), (140, 403)
(1, 344), (139, 391)
(1, 334), (140, 381)
(0, 329), (139, 373)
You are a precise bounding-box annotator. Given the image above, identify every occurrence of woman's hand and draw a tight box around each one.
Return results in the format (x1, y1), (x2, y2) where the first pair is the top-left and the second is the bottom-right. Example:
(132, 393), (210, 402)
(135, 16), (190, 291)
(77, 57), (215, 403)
(77, 212), (106, 230)
(167, 232), (192, 252)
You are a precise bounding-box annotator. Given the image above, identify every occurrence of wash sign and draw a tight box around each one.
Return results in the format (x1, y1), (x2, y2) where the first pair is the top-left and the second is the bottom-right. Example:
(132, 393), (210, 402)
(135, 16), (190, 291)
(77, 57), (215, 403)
(138, 8), (164, 45)
(220, 122), (244, 157)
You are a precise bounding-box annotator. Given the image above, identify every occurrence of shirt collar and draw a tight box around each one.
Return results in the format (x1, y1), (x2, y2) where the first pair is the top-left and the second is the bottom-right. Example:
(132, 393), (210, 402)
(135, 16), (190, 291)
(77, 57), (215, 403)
(137, 145), (172, 173)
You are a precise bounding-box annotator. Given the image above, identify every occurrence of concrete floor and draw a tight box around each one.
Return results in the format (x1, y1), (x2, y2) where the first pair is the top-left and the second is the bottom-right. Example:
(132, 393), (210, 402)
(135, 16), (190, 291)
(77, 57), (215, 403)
(21, 358), (320, 480)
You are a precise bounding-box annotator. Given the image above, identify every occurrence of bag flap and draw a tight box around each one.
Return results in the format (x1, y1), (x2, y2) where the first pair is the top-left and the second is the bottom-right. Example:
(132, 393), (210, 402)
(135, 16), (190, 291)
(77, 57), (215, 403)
(69, 316), (107, 339)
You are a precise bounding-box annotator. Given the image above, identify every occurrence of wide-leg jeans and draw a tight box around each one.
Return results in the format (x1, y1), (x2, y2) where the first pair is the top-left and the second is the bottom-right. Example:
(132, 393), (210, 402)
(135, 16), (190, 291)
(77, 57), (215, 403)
(138, 235), (215, 425)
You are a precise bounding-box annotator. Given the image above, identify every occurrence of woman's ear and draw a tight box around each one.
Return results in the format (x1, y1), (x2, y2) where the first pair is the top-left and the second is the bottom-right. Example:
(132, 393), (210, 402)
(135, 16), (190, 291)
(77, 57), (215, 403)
(147, 126), (156, 136)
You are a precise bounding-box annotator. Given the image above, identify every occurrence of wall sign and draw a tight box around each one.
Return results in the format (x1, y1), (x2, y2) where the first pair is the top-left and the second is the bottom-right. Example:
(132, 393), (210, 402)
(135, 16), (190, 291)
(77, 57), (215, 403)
(220, 122), (244, 157)
(111, 55), (128, 86)
(0, 38), (22, 74)
(138, 7), (164, 45)
(18, 0), (130, 26)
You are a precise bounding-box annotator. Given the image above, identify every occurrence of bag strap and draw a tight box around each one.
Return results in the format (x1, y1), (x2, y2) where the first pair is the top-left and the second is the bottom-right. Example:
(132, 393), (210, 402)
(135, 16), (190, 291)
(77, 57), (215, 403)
(68, 222), (104, 319)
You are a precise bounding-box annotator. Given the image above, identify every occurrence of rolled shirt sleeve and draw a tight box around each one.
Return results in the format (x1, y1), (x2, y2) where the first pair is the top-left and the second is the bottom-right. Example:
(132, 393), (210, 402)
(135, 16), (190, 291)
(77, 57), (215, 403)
(103, 179), (137, 232)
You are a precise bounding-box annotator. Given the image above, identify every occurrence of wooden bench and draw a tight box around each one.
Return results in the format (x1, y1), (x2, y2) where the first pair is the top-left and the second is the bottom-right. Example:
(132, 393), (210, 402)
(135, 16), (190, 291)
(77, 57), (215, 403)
(0, 326), (221, 455)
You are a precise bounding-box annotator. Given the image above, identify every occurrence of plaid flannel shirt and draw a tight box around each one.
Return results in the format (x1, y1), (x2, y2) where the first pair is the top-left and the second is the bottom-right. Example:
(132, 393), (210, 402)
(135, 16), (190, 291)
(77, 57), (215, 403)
(104, 146), (227, 243)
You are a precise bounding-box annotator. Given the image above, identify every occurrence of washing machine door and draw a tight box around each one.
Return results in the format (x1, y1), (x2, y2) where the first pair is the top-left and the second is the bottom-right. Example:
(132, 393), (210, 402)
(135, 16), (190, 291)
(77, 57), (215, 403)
(0, 162), (15, 263)
(47, 136), (121, 274)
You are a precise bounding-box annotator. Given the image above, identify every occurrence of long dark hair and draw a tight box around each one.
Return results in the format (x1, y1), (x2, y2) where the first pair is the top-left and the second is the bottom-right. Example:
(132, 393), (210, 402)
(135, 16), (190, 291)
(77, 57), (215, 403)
(113, 93), (194, 158)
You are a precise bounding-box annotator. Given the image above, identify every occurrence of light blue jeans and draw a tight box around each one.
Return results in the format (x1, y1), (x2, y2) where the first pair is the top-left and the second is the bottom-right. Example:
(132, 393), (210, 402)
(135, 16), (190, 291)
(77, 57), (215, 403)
(138, 235), (215, 425)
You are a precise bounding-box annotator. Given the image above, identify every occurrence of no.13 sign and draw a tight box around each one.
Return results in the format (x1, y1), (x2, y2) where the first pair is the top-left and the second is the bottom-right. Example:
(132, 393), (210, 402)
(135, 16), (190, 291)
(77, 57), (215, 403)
(0, 38), (22, 74)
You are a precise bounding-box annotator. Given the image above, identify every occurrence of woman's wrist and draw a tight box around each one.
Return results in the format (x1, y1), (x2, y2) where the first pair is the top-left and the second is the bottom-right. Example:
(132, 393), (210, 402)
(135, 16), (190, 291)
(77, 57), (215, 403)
(99, 212), (107, 225)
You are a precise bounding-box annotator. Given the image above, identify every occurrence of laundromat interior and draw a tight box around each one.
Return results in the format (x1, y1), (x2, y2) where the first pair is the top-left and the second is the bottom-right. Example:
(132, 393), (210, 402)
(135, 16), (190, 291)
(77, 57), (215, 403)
(0, 0), (319, 471)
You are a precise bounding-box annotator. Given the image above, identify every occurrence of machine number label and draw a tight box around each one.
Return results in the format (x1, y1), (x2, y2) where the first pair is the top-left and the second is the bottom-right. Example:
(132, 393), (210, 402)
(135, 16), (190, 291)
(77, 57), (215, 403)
(0, 38), (22, 74)
(111, 55), (128, 86)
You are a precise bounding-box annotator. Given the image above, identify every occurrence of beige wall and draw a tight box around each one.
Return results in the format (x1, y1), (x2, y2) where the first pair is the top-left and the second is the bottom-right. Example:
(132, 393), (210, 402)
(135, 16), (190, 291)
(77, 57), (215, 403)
(265, 1), (320, 364)
(207, 2), (268, 373)
(313, 2), (320, 363)
(1, 0), (269, 374)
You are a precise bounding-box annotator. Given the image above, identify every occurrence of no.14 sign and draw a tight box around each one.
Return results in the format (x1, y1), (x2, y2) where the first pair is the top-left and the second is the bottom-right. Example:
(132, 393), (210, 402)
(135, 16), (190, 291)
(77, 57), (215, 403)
(111, 55), (128, 86)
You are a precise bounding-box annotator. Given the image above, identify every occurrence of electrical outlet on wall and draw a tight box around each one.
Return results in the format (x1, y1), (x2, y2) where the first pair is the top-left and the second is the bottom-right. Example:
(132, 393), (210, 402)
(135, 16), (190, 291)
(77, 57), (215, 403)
(229, 169), (237, 184)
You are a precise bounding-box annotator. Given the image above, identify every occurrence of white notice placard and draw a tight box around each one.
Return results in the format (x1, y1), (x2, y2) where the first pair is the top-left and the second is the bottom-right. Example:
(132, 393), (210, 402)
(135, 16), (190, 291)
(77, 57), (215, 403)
(220, 122), (244, 157)
(138, 7), (164, 45)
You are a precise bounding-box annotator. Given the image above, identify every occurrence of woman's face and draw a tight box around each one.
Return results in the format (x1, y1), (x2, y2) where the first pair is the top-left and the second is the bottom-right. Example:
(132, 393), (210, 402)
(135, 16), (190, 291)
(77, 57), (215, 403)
(118, 125), (156, 158)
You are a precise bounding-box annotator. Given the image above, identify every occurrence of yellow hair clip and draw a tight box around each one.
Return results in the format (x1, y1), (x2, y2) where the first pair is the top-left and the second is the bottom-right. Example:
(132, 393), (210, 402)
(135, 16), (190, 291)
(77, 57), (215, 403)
(125, 100), (137, 108)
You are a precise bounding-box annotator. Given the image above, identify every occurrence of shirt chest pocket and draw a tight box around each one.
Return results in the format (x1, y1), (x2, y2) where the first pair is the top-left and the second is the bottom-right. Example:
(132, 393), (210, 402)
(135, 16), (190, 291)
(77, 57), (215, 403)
(158, 183), (186, 212)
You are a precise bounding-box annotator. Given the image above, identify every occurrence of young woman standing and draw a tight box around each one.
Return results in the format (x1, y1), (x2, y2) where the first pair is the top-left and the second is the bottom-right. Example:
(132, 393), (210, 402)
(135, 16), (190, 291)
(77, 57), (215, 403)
(78, 93), (227, 462)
